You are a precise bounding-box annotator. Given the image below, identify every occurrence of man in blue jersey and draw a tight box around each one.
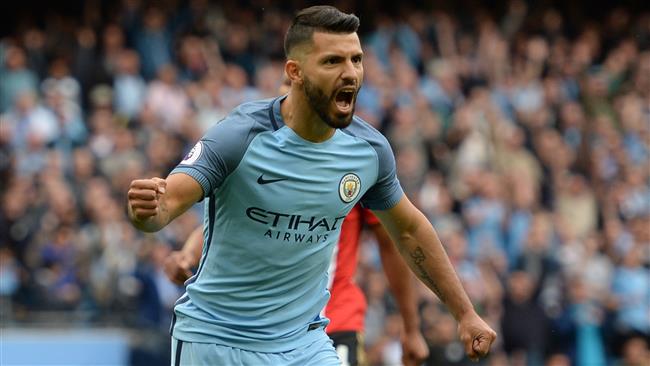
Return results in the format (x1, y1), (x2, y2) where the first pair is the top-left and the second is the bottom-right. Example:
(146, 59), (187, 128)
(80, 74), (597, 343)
(127, 5), (496, 366)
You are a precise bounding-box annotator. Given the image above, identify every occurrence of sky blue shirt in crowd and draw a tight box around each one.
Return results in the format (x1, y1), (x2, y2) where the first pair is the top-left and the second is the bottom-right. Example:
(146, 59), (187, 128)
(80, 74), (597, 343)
(169, 96), (403, 352)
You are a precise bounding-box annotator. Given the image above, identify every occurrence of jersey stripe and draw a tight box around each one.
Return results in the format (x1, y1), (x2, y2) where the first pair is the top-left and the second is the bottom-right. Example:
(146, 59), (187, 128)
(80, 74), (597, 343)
(195, 195), (217, 276)
(267, 97), (280, 131)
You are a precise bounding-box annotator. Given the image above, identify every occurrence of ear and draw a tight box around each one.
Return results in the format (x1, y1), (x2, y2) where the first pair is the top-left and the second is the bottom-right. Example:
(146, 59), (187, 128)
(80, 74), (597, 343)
(285, 59), (303, 86)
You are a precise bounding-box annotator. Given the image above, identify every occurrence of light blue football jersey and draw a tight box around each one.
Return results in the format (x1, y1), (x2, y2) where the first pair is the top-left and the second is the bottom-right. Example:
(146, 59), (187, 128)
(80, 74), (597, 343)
(169, 96), (403, 352)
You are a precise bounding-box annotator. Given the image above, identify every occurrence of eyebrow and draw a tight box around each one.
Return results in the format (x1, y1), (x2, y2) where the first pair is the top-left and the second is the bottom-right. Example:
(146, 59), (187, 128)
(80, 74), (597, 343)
(319, 52), (364, 61)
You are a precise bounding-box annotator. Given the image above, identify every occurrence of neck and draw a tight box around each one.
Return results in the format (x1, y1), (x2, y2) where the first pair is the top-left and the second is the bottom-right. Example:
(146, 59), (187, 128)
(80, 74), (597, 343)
(281, 89), (335, 143)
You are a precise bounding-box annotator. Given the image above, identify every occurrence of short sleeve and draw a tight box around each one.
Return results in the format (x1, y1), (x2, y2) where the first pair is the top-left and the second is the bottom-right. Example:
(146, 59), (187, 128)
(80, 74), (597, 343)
(170, 115), (258, 198)
(359, 134), (404, 210)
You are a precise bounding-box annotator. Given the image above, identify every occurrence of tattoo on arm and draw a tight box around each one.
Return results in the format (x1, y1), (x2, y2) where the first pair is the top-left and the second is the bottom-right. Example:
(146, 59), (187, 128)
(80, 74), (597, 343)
(410, 246), (446, 303)
(410, 247), (425, 264)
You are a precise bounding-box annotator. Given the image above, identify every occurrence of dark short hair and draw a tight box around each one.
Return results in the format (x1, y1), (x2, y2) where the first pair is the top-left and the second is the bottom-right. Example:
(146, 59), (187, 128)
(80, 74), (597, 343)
(284, 6), (360, 58)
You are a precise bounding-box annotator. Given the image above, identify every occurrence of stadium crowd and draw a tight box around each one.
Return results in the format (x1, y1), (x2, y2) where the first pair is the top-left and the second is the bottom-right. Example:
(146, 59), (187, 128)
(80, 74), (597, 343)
(1, 1), (649, 365)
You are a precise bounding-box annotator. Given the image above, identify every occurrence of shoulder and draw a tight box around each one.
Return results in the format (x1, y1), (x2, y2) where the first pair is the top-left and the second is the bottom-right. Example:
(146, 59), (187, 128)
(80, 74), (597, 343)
(203, 98), (276, 142)
(342, 116), (393, 157)
(346, 116), (403, 210)
(172, 98), (279, 194)
(232, 98), (277, 123)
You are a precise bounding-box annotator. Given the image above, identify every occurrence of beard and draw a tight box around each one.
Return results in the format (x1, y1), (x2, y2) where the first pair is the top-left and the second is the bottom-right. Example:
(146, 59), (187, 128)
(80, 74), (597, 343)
(303, 76), (356, 129)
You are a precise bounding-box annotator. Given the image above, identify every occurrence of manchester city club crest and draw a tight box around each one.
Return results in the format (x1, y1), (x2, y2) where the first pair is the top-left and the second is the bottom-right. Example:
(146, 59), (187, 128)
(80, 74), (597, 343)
(339, 173), (361, 203)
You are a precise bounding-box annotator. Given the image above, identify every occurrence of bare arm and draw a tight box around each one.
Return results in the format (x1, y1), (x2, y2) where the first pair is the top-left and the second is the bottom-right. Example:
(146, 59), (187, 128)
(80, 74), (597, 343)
(127, 173), (203, 232)
(372, 222), (429, 365)
(373, 222), (421, 332)
(373, 195), (472, 319)
(164, 225), (204, 285)
(182, 226), (204, 265)
(373, 195), (496, 360)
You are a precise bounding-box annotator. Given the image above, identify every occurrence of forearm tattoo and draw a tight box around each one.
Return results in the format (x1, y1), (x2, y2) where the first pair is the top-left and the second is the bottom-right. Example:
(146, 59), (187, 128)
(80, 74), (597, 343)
(410, 246), (446, 303)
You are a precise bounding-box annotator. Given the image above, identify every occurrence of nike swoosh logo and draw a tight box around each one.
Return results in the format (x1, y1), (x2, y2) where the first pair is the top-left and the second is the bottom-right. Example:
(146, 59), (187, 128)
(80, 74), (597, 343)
(257, 174), (288, 185)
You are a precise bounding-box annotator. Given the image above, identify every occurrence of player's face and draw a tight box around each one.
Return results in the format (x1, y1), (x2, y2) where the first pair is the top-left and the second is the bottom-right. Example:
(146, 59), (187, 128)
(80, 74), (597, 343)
(301, 31), (364, 129)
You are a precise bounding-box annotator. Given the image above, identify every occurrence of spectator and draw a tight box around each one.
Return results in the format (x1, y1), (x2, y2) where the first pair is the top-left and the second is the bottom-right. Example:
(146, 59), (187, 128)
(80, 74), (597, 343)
(617, 337), (650, 366)
(609, 244), (650, 355)
(0, 247), (21, 303)
(176, 36), (210, 83)
(142, 64), (191, 132)
(554, 173), (598, 239)
(0, 45), (39, 112)
(219, 24), (256, 81)
(501, 271), (549, 365)
(2, 91), (59, 177)
(35, 225), (81, 310)
(504, 174), (537, 269)
(113, 50), (147, 120)
(134, 6), (173, 80)
(551, 276), (607, 365)
(462, 170), (507, 261)
(513, 211), (561, 306)
(219, 63), (261, 110)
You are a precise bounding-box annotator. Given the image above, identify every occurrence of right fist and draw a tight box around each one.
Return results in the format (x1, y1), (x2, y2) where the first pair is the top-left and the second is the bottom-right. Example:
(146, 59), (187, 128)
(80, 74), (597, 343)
(127, 177), (167, 221)
(164, 251), (195, 285)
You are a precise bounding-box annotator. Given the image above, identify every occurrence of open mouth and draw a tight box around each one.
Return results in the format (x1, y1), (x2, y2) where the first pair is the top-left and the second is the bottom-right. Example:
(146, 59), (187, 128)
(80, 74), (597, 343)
(334, 89), (355, 112)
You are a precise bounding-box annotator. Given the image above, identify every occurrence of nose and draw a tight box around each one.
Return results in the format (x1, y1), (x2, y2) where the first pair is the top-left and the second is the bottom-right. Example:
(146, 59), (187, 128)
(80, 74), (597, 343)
(340, 59), (358, 85)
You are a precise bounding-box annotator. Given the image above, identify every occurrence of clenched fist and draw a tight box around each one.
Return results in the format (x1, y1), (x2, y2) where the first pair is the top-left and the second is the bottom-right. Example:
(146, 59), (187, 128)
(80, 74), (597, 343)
(127, 178), (167, 229)
(458, 312), (497, 361)
(401, 330), (429, 366)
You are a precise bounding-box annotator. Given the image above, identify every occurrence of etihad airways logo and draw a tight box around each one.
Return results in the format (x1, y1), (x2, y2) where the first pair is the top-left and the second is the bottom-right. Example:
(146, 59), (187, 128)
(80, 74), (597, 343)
(245, 207), (346, 244)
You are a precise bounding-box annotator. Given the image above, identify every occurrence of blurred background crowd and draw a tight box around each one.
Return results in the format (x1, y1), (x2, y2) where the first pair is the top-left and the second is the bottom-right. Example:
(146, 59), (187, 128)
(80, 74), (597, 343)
(1, 0), (649, 365)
